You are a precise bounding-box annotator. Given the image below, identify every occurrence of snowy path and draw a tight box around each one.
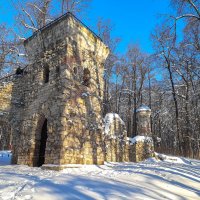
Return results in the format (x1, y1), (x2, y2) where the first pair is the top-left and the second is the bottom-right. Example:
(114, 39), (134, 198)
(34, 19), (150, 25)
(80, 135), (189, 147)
(0, 152), (200, 200)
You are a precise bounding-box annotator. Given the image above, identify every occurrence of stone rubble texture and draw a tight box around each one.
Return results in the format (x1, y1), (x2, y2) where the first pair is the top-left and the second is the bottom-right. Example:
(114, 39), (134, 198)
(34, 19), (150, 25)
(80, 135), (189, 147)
(0, 81), (13, 149)
(135, 106), (154, 161)
(0, 13), (154, 168)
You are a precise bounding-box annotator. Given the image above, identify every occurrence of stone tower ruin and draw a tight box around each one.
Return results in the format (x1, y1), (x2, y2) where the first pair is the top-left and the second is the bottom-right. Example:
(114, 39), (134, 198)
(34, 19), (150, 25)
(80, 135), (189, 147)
(10, 12), (109, 167)
(137, 105), (152, 137)
(133, 105), (154, 161)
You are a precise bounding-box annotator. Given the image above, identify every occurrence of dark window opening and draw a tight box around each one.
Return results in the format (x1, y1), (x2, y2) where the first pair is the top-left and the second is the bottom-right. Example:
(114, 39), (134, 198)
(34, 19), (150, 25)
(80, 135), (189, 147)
(43, 65), (49, 83)
(37, 119), (48, 167)
(73, 67), (78, 75)
(83, 68), (91, 87)
(56, 66), (60, 77)
(15, 67), (23, 75)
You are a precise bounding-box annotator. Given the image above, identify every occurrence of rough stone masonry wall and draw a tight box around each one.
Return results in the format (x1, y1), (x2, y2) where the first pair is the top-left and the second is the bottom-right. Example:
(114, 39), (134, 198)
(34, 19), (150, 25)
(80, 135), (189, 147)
(104, 138), (154, 163)
(131, 141), (154, 162)
(103, 110), (154, 163)
(134, 107), (154, 162)
(11, 14), (109, 166)
(0, 81), (13, 112)
(102, 115), (132, 162)
(0, 81), (13, 150)
(56, 15), (109, 165)
(104, 137), (130, 162)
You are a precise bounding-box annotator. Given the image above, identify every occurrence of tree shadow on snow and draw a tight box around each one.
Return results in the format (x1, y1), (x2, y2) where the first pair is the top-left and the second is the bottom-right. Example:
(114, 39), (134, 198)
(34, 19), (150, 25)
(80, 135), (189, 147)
(0, 171), (170, 200)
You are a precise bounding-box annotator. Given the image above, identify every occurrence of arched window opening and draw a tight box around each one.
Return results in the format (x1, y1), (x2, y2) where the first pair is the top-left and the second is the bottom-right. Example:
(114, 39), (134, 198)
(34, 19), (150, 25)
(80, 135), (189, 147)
(83, 68), (91, 87)
(43, 65), (49, 83)
(56, 66), (60, 77)
(73, 67), (78, 75)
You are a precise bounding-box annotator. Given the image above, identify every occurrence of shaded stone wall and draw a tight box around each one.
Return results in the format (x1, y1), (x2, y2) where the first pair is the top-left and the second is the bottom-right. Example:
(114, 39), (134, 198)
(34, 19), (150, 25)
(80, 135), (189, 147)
(0, 119), (12, 150)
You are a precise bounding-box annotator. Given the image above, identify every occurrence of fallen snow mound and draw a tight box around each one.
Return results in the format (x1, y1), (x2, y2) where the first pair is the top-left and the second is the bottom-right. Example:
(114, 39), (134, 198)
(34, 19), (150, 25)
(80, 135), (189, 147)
(127, 135), (153, 144)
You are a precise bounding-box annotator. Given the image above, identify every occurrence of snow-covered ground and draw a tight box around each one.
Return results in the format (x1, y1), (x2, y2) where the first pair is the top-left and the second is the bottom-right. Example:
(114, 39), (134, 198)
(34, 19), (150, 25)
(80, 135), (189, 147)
(0, 151), (200, 200)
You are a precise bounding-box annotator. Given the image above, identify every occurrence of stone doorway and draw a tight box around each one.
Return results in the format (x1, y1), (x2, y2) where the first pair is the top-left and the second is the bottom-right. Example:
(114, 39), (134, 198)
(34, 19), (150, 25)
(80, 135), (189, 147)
(37, 119), (48, 167)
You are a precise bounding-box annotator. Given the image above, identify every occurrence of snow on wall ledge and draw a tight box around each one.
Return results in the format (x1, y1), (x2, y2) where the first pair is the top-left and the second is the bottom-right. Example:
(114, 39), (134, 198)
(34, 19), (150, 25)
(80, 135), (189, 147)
(136, 105), (151, 112)
(127, 136), (153, 144)
(104, 113), (125, 135)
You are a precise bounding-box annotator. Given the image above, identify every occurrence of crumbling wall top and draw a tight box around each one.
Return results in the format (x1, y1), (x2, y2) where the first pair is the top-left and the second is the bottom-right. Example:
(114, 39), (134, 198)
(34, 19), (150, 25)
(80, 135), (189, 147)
(24, 12), (109, 60)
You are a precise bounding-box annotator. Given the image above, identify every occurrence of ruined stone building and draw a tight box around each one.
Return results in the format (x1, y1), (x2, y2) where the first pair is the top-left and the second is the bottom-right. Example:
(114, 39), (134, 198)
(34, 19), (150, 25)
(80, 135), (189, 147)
(0, 13), (154, 169)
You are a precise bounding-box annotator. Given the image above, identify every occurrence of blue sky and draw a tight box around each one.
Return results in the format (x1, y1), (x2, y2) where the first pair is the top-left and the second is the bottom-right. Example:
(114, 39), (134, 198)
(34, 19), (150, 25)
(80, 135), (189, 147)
(88, 0), (173, 54)
(0, 0), (174, 54)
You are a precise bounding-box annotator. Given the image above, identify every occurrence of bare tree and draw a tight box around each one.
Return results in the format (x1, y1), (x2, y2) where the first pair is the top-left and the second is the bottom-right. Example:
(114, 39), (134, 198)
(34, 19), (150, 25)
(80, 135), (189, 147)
(125, 45), (148, 137)
(60, 0), (92, 15)
(152, 22), (183, 154)
(12, 0), (52, 33)
(171, 0), (200, 20)
(96, 18), (121, 116)
(151, 0), (200, 158)
(0, 24), (19, 77)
